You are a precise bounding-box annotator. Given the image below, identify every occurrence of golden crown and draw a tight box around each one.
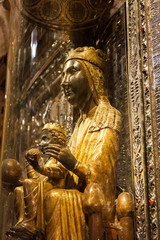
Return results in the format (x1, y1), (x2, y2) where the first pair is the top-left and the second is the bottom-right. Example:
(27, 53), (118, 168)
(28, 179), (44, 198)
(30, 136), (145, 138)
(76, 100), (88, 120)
(42, 123), (66, 137)
(65, 46), (108, 71)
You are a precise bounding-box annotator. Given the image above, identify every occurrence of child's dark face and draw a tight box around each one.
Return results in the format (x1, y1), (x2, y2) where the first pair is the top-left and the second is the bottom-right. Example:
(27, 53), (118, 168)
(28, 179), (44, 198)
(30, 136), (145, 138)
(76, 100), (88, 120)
(39, 129), (52, 152)
(39, 129), (66, 153)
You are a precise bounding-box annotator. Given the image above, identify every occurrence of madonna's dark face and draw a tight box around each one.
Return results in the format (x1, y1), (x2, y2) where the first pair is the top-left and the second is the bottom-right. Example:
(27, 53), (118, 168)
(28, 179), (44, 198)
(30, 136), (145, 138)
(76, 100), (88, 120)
(61, 60), (91, 107)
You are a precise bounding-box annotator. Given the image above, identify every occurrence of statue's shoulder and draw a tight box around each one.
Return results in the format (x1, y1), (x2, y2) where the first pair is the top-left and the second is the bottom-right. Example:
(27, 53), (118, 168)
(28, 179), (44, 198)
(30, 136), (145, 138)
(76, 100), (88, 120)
(88, 101), (121, 133)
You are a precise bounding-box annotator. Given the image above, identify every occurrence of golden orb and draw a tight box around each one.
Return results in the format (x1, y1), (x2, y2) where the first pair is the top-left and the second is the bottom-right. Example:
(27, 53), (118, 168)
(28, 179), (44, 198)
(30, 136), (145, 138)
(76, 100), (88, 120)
(116, 192), (134, 218)
(2, 159), (22, 184)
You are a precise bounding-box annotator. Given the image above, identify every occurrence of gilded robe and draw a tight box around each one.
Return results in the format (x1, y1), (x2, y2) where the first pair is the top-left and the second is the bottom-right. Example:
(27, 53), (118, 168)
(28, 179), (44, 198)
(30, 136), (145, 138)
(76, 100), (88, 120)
(44, 100), (121, 240)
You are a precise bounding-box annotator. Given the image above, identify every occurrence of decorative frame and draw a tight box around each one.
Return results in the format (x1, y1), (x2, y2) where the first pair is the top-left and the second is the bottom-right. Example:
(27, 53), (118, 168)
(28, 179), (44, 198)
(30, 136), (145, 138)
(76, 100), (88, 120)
(127, 0), (160, 238)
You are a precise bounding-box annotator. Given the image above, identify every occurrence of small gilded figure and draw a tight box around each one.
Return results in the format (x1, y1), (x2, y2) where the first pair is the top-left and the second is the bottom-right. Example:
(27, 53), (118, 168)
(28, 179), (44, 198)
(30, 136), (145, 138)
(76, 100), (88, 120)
(7, 123), (68, 239)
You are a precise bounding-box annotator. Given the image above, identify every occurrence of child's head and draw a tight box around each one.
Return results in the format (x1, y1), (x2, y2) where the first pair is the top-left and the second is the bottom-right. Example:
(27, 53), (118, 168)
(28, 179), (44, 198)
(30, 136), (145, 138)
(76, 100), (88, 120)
(39, 123), (67, 152)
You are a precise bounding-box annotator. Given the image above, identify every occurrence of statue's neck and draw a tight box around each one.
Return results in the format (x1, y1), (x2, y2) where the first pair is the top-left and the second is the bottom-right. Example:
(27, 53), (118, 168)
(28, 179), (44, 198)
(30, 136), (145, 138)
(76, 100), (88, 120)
(79, 95), (97, 116)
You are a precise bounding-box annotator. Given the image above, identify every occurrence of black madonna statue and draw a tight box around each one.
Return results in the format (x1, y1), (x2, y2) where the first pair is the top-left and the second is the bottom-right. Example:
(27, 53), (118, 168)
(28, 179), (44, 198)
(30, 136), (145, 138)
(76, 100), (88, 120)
(43, 47), (121, 240)
(7, 47), (121, 240)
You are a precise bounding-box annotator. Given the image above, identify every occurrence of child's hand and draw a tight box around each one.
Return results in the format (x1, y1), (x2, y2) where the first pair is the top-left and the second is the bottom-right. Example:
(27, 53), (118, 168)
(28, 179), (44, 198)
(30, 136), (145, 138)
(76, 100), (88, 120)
(25, 148), (41, 168)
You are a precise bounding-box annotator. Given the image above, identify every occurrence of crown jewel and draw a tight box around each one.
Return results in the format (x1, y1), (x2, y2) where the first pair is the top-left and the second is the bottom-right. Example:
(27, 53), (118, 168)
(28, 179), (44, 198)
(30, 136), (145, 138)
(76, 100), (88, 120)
(43, 123), (66, 137)
(42, 123), (67, 146)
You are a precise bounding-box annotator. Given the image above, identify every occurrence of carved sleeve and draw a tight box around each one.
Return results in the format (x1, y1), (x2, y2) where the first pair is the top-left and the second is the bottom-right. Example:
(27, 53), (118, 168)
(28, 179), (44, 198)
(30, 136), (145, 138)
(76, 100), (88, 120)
(36, 158), (67, 179)
(25, 160), (40, 179)
(72, 128), (119, 185)
(37, 164), (66, 179)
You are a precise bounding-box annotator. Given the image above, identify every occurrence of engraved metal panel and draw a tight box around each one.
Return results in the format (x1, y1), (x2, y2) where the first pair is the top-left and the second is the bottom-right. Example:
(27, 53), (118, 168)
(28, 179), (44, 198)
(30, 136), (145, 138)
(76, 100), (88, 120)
(127, 0), (160, 238)
(126, 0), (149, 239)
(138, 0), (159, 238)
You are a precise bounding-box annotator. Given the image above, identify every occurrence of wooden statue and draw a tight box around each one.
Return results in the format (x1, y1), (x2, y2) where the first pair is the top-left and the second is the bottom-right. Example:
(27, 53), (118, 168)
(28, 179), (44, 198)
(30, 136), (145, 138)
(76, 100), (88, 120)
(44, 47), (121, 240)
(7, 47), (122, 240)
(7, 123), (68, 239)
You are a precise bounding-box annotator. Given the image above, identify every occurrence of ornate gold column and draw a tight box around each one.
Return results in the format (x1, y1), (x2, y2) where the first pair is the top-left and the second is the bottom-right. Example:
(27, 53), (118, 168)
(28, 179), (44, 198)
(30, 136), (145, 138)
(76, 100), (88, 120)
(127, 0), (160, 239)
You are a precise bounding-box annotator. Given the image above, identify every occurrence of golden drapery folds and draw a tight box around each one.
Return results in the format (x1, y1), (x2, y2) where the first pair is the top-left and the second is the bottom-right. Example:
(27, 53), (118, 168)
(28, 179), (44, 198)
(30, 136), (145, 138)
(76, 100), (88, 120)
(6, 123), (68, 239)
(44, 100), (121, 240)
(7, 47), (121, 240)
(44, 46), (121, 240)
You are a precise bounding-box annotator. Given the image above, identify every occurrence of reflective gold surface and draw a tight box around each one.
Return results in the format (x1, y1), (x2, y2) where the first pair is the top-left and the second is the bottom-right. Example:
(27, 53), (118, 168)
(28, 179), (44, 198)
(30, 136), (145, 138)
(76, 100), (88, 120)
(6, 47), (122, 240)
(6, 123), (67, 239)
(43, 47), (121, 240)
(1, 0), (159, 238)
(116, 192), (134, 240)
(2, 159), (22, 184)
(6, 47), (122, 239)
(117, 192), (134, 218)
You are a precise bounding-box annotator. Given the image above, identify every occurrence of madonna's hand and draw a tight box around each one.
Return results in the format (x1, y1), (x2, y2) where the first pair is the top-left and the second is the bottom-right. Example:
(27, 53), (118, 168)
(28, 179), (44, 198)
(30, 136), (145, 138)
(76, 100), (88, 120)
(43, 144), (77, 171)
